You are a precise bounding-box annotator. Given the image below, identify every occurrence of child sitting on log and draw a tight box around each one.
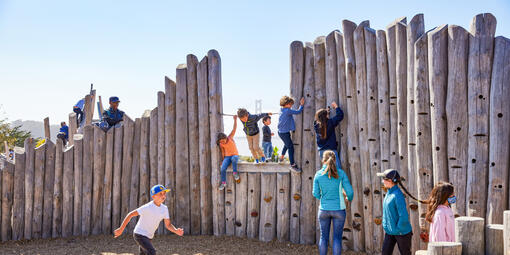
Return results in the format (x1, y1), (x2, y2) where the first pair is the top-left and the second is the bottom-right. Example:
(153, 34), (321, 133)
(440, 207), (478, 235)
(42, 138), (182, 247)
(114, 184), (183, 255)
(237, 108), (271, 164)
(426, 182), (456, 242)
(216, 115), (240, 190)
(277, 95), (304, 172)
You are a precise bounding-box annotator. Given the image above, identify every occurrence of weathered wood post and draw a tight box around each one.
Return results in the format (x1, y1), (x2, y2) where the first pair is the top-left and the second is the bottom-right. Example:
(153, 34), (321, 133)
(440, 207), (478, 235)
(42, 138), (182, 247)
(84, 94), (92, 126)
(164, 78), (177, 225)
(176, 63), (190, 234)
(81, 125), (94, 235)
(121, 116), (134, 226)
(446, 25), (469, 218)
(466, 13), (496, 218)
(342, 19), (364, 251)
(2, 161), (14, 241)
(52, 139), (64, 238)
(414, 32), (433, 247)
(225, 175), (236, 236)
(92, 126), (106, 235)
(128, 118), (141, 232)
(455, 216), (485, 254)
(44, 117), (51, 139)
(12, 147), (25, 240)
(149, 108), (158, 190)
(73, 134), (83, 236)
(187, 54), (201, 235)
(197, 57), (212, 235)
(42, 141), (55, 239)
(24, 138), (35, 239)
(157, 91), (165, 234)
(235, 172), (248, 237)
(102, 128), (114, 234)
(259, 173), (277, 242)
(504, 211), (510, 254)
(69, 113), (77, 146)
(289, 40), (304, 244)
(300, 42), (316, 245)
(139, 111), (151, 207)
(276, 172), (290, 241)
(32, 142), (46, 238)
(427, 242), (463, 255)
(247, 172), (261, 239)
(396, 20), (409, 192)
(208, 49), (225, 236)
(62, 145), (74, 237)
(487, 36), (510, 225)
(486, 224), (504, 254)
(112, 126), (123, 231)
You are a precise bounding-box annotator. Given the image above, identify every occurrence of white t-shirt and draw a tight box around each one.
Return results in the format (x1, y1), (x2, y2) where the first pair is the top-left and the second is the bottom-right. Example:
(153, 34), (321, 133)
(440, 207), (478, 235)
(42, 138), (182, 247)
(134, 201), (169, 239)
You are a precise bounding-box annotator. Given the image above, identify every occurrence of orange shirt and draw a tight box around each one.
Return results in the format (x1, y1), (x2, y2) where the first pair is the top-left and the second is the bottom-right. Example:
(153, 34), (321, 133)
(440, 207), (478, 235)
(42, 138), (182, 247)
(220, 137), (239, 157)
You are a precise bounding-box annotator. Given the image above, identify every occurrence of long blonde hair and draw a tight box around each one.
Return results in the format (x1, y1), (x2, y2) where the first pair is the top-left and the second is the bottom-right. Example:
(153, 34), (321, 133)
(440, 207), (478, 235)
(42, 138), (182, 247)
(322, 150), (338, 179)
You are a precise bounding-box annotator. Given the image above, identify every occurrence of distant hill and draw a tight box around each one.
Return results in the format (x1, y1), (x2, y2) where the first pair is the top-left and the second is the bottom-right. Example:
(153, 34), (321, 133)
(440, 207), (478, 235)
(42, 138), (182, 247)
(10, 119), (60, 142)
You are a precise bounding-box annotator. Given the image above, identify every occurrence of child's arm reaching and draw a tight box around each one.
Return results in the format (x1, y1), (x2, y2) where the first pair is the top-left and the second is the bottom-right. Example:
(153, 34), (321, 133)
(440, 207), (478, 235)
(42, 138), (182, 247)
(228, 115), (237, 139)
(164, 218), (184, 236)
(114, 210), (139, 238)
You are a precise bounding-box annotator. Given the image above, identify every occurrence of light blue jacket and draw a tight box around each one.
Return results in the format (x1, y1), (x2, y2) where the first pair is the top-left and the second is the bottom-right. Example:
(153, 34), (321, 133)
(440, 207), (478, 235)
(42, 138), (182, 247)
(382, 185), (412, 235)
(277, 105), (303, 133)
(313, 165), (353, 210)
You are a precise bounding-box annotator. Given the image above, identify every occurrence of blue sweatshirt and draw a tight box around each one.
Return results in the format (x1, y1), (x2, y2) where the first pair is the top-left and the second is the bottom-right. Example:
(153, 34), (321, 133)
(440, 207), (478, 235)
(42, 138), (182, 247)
(314, 107), (344, 151)
(59, 125), (69, 139)
(382, 185), (412, 236)
(278, 105), (303, 133)
(312, 165), (353, 211)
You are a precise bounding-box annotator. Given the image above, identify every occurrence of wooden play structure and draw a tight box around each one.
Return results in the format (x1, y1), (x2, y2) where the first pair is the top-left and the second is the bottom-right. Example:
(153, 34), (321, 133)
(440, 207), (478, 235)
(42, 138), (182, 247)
(1, 12), (510, 255)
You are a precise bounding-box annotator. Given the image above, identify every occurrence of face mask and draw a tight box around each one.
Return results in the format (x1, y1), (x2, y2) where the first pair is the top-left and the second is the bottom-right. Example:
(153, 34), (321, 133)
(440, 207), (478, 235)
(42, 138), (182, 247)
(447, 196), (457, 204)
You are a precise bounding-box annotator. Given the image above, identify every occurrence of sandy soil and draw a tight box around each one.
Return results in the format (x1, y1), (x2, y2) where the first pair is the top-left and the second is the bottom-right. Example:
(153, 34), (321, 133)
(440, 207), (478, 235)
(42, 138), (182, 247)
(0, 234), (367, 255)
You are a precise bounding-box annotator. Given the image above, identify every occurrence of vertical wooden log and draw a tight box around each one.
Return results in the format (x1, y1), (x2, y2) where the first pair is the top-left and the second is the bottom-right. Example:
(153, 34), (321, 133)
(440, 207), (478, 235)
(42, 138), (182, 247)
(455, 216), (485, 254)
(415, 33), (434, 248)
(197, 58), (212, 235)
(98, 96), (105, 118)
(121, 116), (134, 225)
(342, 19), (365, 251)
(90, 90), (96, 123)
(84, 94), (92, 126)
(42, 141), (55, 239)
(44, 117), (51, 139)
(225, 174), (236, 236)
(466, 13), (496, 218)
(276, 172), (290, 241)
(487, 36), (510, 225)
(208, 50), (225, 236)
(486, 224), (504, 255)
(165, 78), (177, 226)
(259, 173), (277, 242)
(112, 126), (123, 231)
(12, 147), (25, 240)
(289, 41), (304, 244)
(504, 211), (510, 254)
(102, 128), (114, 234)
(139, 111), (151, 206)
(428, 24), (449, 184)
(73, 134), (83, 236)
(446, 25), (469, 218)
(128, 118), (141, 232)
(149, 108), (158, 190)
(32, 142), (45, 239)
(235, 172), (248, 237)
(2, 161), (14, 241)
(247, 172), (261, 239)
(24, 138), (35, 239)
(326, 32), (342, 167)
(81, 125), (94, 235)
(176, 64), (190, 234)
(157, 91), (165, 235)
(300, 42), (316, 245)
(187, 54), (201, 235)
(62, 145), (74, 237)
(69, 113), (77, 146)
(52, 139), (64, 238)
(396, 21), (409, 188)
(92, 126), (106, 235)
(427, 242), (463, 255)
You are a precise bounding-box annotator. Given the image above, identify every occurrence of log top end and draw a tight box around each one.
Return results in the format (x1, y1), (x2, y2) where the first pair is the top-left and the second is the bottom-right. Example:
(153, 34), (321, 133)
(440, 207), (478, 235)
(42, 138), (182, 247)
(177, 63), (187, 69)
(142, 109), (151, 118)
(14, 146), (25, 154)
(486, 224), (504, 230)
(455, 216), (485, 222)
(314, 36), (326, 45)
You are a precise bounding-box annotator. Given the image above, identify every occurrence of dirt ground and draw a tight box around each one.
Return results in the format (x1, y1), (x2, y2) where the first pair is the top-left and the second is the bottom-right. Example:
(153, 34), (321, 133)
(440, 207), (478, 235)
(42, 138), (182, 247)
(0, 234), (367, 255)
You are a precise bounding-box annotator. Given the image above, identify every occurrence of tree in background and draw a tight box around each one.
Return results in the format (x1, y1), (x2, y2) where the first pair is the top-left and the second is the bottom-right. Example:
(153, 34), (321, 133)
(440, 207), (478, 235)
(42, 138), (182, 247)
(0, 118), (33, 150)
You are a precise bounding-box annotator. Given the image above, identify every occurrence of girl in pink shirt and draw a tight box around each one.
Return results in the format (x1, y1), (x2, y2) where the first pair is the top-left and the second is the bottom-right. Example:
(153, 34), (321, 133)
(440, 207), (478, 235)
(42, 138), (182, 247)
(426, 182), (456, 242)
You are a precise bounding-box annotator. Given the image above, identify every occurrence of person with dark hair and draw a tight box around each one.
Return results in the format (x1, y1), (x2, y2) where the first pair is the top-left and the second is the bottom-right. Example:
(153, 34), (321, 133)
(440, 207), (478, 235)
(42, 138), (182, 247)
(314, 101), (344, 169)
(261, 116), (273, 162)
(426, 182), (456, 242)
(56, 121), (69, 145)
(100, 96), (125, 131)
(216, 115), (240, 190)
(277, 95), (305, 171)
(237, 108), (270, 164)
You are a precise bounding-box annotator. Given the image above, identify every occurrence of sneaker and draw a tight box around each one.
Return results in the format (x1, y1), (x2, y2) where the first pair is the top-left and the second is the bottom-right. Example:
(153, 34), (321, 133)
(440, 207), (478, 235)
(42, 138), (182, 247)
(219, 182), (226, 190)
(290, 164), (302, 173)
(233, 172), (240, 181)
(261, 157), (266, 162)
(254, 159), (260, 164)
(279, 155), (285, 163)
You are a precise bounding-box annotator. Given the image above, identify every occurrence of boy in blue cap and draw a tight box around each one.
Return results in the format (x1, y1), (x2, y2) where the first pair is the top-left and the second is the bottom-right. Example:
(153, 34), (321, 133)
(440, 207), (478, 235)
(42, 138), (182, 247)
(114, 185), (183, 255)
(100, 96), (125, 131)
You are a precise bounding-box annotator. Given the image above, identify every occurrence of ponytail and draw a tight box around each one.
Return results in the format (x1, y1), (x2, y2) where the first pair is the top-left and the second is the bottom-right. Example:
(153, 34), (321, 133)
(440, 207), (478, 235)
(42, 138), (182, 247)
(397, 180), (425, 204)
(322, 150), (338, 179)
(315, 109), (329, 139)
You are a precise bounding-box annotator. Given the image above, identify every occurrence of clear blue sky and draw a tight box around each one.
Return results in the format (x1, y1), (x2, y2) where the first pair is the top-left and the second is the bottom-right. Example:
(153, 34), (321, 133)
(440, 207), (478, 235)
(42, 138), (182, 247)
(1, 0), (509, 138)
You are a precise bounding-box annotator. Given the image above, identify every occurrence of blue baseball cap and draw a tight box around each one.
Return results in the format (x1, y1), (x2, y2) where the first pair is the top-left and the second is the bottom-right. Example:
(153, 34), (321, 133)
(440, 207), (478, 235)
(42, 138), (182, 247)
(109, 96), (120, 103)
(150, 184), (170, 196)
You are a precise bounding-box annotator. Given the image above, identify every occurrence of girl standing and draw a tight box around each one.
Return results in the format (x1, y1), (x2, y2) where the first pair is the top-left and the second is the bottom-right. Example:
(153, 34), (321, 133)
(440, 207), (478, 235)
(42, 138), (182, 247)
(278, 95), (305, 171)
(313, 150), (353, 255)
(314, 101), (344, 168)
(426, 182), (456, 242)
(216, 115), (240, 190)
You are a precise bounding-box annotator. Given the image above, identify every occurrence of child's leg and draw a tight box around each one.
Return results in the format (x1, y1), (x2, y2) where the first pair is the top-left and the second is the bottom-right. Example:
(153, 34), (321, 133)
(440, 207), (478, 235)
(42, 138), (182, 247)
(278, 132), (288, 156)
(220, 156), (232, 183)
(133, 234), (156, 255)
(246, 135), (259, 159)
(252, 133), (264, 159)
(231, 155), (239, 173)
(279, 132), (294, 164)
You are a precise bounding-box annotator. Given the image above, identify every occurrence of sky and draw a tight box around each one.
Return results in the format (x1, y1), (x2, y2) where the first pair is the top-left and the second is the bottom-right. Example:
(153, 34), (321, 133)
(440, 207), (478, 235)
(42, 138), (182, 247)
(0, 0), (509, 144)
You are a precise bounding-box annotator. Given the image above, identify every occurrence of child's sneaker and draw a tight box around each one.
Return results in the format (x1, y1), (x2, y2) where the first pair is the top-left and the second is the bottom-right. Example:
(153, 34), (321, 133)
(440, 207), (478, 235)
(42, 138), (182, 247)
(279, 155), (285, 164)
(233, 172), (240, 181)
(261, 157), (266, 163)
(219, 182), (226, 190)
(290, 164), (301, 173)
(255, 159), (260, 164)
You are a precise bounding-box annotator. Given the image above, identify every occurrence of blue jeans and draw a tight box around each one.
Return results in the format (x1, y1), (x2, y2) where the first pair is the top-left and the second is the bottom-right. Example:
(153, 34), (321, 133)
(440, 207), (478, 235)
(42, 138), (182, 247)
(220, 155), (239, 183)
(262, 142), (273, 160)
(319, 149), (342, 170)
(318, 209), (346, 255)
(278, 132), (295, 165)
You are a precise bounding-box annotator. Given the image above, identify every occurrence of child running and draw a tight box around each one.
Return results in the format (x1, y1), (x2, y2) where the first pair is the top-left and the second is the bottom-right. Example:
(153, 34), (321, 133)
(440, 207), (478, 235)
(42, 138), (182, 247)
(114, 184), (184, 255)
(237, 108), (271, 164)
(217, 115), (240, 190)
(261, 116), (274, 162)
(426, 182), (456, 242)
(278, 96), (305, 171)
(314, 101), (344, 168)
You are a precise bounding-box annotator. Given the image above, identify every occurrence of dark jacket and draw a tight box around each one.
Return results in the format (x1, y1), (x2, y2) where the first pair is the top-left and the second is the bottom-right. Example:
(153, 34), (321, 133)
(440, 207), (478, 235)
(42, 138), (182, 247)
(314, 107), (344, 151)
(103, 107), (125, 127)
(241, 113), (269, 136)
(262, 125), (271, 143)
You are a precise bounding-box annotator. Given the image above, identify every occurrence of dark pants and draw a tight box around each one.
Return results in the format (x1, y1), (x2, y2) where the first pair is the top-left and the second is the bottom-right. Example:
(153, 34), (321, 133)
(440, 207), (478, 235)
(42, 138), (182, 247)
(73, 108), (84, 125)
(278, 132), (295, 165)
(134, 233), (156, 255)
(382, 232), (412, 255)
